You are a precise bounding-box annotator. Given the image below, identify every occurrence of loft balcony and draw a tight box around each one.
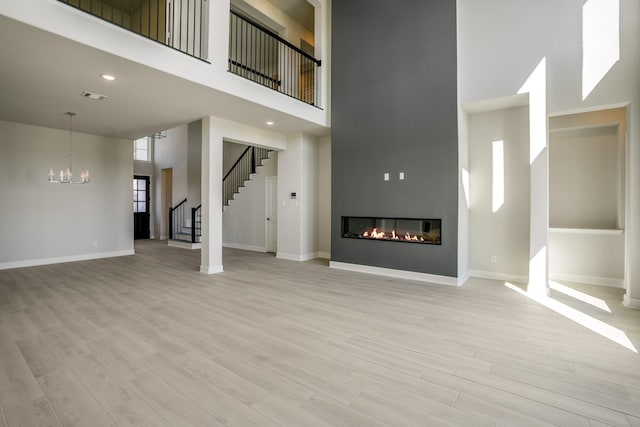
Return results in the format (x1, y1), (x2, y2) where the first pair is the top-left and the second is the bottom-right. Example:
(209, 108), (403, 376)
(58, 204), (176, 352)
(228, 10), (321, 107)
(57, 0), (208, 60)
(54, 0), (323, 107)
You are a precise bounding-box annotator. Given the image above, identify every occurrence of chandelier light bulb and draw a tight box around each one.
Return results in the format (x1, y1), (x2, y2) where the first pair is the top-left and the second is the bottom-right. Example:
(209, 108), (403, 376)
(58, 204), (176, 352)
(48, 112), (91, 184)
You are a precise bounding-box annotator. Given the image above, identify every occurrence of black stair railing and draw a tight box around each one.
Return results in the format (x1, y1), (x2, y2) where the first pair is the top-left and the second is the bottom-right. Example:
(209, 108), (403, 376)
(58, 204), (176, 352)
(191, 204), (201, 243)
(223, 146), (271, 207)
(170, 198), (201, 243)
(169, 198), (187, 240)
(229, 10), (321, 107)
(57, 0), (208, 60)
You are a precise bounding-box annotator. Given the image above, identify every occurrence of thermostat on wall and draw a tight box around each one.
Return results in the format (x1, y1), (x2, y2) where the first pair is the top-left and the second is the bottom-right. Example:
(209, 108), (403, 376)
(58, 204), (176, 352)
(290, 192), (297, 199)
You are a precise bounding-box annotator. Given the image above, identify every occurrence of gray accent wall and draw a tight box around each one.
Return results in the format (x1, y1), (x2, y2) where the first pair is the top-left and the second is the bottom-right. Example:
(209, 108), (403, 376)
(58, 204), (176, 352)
(331, 0), (459, 276)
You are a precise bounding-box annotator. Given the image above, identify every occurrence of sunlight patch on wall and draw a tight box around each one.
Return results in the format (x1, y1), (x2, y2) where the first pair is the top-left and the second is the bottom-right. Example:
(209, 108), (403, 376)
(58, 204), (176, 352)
(492, 140), (504, 213)
(582, 0), (619, 100)
(528, 245), (548, 296)
(462, 168), (470, 208)
(504, 281), (636, 353)
(518, 58), (547, 164)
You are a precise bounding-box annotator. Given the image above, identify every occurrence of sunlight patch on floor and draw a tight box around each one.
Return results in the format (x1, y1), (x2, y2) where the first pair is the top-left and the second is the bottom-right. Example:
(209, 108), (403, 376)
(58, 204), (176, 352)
(504, 281), (636, 353)
(549, 280), (611, 313)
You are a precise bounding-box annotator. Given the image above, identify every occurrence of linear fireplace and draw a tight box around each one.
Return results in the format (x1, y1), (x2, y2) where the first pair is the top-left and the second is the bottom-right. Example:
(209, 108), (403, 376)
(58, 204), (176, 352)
(342, 216), (441, 245)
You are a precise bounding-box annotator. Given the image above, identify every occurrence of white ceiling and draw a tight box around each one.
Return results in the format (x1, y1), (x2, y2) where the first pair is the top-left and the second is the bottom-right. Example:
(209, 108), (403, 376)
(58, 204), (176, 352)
(0, 16), (327, 140)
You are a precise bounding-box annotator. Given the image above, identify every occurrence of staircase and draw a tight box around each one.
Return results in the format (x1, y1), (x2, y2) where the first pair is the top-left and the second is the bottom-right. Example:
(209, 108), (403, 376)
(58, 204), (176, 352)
(224, 146), (271, 207)
(168, 199), (201, 249)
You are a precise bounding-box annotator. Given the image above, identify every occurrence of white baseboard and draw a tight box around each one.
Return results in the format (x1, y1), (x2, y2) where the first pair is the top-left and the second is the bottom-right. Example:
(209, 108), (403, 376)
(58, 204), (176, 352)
(457, 271), (470, 286)
(276, 252), (320, 261)
(623, 294), (640, 310)
(329, 261), (461, 287)
(549, 273), (624, 289)
(317, 251), (331, 260)
(468, 270), (528, 284)
(468, 270), (624, 289)
(0, 249), (135, 270)
(159, 235), (168, 240)
(200, 264), (223, 274)
(223, 243), (266, 252)
(168, 240), (201, 250)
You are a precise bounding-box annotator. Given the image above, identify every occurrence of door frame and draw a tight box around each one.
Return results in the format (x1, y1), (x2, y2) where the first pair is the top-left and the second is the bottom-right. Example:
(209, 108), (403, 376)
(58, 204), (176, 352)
(133, 174), (152, 240)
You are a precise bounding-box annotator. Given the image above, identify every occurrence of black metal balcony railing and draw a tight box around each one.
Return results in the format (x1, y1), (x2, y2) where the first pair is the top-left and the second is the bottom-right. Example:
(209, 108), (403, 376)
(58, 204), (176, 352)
(229, 10), (321, 107)
(58, 0), (208, 60)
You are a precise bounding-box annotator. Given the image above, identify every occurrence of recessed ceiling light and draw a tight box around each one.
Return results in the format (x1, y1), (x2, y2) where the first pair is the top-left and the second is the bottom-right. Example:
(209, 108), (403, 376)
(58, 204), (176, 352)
(266, 121), (274, 126)
(101, 74), (116, 81)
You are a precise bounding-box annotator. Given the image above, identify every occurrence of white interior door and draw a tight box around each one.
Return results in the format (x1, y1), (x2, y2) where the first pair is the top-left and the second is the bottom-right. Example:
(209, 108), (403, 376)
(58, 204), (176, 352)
(265, 177), (277, 253)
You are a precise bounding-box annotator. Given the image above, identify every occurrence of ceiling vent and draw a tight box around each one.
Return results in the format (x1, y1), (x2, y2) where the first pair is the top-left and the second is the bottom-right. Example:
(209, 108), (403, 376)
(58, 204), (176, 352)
(81, 91), (108, 101)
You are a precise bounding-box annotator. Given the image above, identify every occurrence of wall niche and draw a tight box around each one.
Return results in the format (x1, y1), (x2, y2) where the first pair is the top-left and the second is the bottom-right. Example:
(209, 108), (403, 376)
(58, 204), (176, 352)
(549, 108), (626, 230)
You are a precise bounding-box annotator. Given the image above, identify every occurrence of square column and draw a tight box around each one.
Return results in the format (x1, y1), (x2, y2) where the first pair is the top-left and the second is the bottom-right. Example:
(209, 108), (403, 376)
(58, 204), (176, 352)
(200, 116), (223, 274)
(519, 58), (550, 296)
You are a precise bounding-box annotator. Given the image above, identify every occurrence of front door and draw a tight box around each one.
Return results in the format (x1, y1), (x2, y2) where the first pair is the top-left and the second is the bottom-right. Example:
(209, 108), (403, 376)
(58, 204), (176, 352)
(133, 175), (151, 239)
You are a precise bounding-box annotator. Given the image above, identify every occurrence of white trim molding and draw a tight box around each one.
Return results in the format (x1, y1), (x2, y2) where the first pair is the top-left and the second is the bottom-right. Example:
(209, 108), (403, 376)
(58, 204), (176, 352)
(0, 249), (135, 270)
(623, 294), (640, 310)
(200, 264), (223, 274)
(168, 240), (202, 250)
(329, 261), (462, 287)
(276, 252), (320, 262)
(223, 243), (266, 252)
(317, 251), (330, 259)
(550, 273), (624, 289)
(468, 270), (528, 284)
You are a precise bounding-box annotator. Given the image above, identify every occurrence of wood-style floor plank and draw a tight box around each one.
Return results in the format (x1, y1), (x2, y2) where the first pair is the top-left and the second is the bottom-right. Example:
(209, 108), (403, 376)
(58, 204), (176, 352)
(3, 396), (61, 427)
(0, 240), (638, 426)
(37, 369), (113, 427)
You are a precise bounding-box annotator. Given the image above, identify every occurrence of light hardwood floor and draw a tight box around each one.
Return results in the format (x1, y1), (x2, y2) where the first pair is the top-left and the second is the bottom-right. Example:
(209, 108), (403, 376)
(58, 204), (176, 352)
(1, 240), (639, 426)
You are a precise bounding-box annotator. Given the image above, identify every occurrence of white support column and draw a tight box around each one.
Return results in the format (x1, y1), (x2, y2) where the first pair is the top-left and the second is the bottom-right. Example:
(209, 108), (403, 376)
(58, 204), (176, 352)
(519, 58), (550, 297)
(200, 116), (223, 274)
(208, 0), (230, 72)
(624, 108), (640, 309)
(276, 133), (319, 261)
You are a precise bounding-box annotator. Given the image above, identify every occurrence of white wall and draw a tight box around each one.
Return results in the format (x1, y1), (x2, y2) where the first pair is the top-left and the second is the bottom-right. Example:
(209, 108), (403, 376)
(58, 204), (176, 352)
(223, 152), (277, 251)
(549, 127), (620, 229)
(549, 230), (624, 287)
(458, 0), (640, 304)
(0, 120), (133, 268)
(277, 132), (319, 260)
(187, 120), (202, 210)
(153, 124), (188, 238)
(300, 133), (319, 257)
(318, 135), (331, 258)
(468, 107), (530, 280)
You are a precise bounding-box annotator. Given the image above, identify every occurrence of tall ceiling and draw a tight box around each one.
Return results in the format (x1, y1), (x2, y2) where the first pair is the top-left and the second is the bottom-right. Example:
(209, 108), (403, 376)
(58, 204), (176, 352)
(0, 15), (326, 140)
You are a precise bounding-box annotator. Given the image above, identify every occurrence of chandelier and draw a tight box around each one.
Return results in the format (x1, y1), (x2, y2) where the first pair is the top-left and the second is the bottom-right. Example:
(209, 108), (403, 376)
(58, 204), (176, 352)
(48, 112), (91, 184)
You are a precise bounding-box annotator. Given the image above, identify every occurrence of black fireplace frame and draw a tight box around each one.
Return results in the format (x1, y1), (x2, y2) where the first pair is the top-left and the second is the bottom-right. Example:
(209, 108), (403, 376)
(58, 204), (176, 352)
(341, 216), (442, 245)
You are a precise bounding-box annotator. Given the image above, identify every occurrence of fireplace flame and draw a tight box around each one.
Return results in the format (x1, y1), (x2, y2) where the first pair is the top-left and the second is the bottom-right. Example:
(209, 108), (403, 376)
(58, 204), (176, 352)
(359, 228), (425, 242)
(370, 228), (385, 239)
